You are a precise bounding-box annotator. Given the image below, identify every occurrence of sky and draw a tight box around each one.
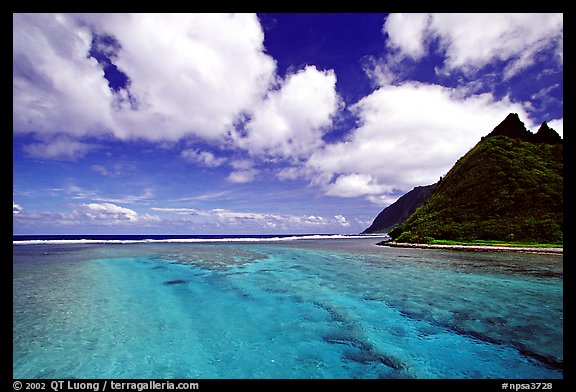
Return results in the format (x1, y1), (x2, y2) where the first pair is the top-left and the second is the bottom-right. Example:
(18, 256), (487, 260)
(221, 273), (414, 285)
(13, 13), (563, 235)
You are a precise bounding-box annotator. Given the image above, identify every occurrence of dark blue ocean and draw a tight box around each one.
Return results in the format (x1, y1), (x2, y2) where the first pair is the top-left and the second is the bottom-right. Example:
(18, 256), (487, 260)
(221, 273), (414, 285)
(13, 235), (563, 379)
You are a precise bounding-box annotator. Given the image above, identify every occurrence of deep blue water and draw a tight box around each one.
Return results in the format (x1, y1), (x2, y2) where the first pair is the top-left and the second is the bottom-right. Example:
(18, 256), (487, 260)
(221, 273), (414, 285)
(13, 234), (319, 242)
(13, 236), (563, 379)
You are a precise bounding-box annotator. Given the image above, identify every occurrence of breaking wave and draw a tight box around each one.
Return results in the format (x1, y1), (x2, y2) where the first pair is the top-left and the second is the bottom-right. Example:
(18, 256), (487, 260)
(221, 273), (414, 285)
(13, 233), (389, 246)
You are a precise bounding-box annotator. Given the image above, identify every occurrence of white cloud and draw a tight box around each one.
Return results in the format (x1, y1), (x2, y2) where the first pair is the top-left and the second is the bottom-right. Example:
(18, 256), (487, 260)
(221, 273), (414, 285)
(13, 202), (23, 215)
(303, 215), (325, 225)
(547, 118), (563, 138)
(276, 166), (302, 181)
(225, 160), (259, 183)
(148, 206), (354, 231)
(433, 13), (562, 77)
(13, 14), (343, 164)
(151, 207), (201, 215)
(14, 199), (364, 234)
(180, 148), (227, 167)
(23, 136), (96, 160)
(334, 214), (350, 227)
(13, 14), (114, 140)
(77, 202), (140, 222)
(307, 82), (530, 204)
(235, 65), (341, 159)
(366, 194), (405, 207)
(210, 208), (276, 222)
(383, 13), (563, 78)
(64, 186), (154, 205)
(13, 202), (160, 229)
(226, 169), (259, 184)
(13, 13), (277, 153)
(90, 163), (124, 177)
(71, 202), (160, 224)
(177, 191), (231, 202)
(99, 13), (276, 141)
(383, 13), (431, 60)
(325, 174), (391, 198)
(230, 160), (254, 170)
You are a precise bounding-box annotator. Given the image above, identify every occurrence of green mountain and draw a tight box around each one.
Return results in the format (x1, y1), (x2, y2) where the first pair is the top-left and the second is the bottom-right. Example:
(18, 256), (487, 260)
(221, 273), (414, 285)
(362, 184), (436, 234)
(388, 113), (563, 244)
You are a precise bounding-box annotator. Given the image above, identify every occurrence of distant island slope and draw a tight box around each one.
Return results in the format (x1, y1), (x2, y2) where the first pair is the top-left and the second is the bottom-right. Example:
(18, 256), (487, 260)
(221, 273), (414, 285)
(362, 184), (436, 234)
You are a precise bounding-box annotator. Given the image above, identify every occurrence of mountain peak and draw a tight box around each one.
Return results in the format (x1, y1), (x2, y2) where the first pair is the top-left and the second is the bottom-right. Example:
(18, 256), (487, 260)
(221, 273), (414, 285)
(534, 122), (562, 144)
(485, 113), (532, 142)
(483, 113), (562, 145)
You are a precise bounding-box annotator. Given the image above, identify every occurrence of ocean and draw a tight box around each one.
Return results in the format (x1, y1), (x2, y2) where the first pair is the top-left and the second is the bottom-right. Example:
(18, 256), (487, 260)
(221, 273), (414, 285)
(12, 235), (563, 379)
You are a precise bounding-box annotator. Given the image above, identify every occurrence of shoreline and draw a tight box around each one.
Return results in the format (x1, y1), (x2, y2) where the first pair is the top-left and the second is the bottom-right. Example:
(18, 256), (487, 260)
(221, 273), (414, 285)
(378, 241), (563, 255)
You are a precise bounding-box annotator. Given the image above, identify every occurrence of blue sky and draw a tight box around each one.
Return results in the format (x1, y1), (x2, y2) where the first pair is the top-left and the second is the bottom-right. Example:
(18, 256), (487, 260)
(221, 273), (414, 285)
(13, 13), (563, 235)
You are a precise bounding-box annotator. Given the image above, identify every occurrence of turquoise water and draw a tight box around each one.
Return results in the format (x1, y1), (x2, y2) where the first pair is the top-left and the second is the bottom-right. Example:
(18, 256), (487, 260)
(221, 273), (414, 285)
(13, 238), (563, 379)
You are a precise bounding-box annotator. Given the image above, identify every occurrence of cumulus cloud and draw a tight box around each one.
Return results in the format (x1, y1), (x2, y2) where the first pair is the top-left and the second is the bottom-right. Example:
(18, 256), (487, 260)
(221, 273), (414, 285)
(431, 13), (562, 77)
(180, 148), (227, 167)
(307, 82), (530, 203)
(13, 202), (160, 230)
(383, 13), (431, 61)
(14, 201), (358, 233)
(13, 14), (114, 140)
(75, 202), (159, 223)
(334, 215), (350, 227)
(206, 209), (350, 229)
(13, 14), (343, 165)
(234, 65), (341, 159)
(152, 206), (352, 231)
(13, 13), (277, 154)
(382, 13), (563, 79)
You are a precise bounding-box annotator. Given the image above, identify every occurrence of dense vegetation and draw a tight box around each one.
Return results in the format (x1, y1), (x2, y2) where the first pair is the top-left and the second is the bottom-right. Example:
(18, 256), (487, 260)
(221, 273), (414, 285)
(388, 133), (563, 244)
